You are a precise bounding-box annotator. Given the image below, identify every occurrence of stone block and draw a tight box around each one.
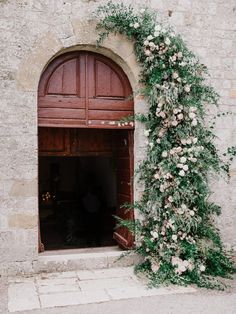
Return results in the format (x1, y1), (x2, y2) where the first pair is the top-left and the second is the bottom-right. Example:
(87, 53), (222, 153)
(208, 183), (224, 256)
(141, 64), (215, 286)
(9, 180), (37, 197)
(8, 214), (37, 229)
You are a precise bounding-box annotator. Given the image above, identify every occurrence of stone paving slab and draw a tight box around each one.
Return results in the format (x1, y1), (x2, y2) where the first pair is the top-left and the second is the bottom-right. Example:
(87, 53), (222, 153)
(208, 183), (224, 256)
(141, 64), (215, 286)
(7, 267), (198, 313)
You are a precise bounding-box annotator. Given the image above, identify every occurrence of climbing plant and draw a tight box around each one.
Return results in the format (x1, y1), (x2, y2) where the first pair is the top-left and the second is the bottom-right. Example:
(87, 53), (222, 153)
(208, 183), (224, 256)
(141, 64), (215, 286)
(96, 1), (236, 289)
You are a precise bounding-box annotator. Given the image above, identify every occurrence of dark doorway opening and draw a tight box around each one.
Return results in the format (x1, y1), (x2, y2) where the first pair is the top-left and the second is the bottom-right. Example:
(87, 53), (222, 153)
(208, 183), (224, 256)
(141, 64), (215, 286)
(39, 155), (117, 250)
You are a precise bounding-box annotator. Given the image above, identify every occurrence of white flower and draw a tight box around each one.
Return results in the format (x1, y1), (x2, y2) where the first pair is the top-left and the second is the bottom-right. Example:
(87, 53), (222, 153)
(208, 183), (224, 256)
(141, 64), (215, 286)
(133, 22), (140, 29)
(154, 173), (160, 179)
(149, 41), (155, 47)
(192, 157), (197, 163)
(184, 85), (191, 93)
(151, 231), (159, 239)
(192, 137), (198, 144)
(181, 139), (187, 145)
(155, 24), (161, 31)
(144, 40), (149, 46)
(177, 113), (184, 120)
(147, 35), (154, 40)
(172, 120), (178, 126)
(177, 163), (183, 168)
(144, 129), (151, 137)
(177, 51), (183, 59)
(199, 265), (206, 272)
(151, 261), (160, 272)
(144, 49), (152, 56)
(192, 119), (198, 126)
(186, 139), (192, 145)
(189, 210), (195, 216)
(172, 235), (178, 241)
(190, 106), (197, 112)
(154, 31), (160, 37)
(140, 8), (145, 13)
(189, 112), (196, 119)
(172, 72), (179, 79)
(180, 156), (187, 163)
(129, 23), (133, 27)
(183, 165), (189, 171)
(149, 142), (154, 148)
(159, 111), (166, 118)
(179, 170), (185, 177)
(173, 108), (179, 114)
(165, 37), (171, 45)
(162, 151), (168, 158)
(156, 138), (161, 144)
(176, 146), (182, 153)
(168, 196), (174, 202)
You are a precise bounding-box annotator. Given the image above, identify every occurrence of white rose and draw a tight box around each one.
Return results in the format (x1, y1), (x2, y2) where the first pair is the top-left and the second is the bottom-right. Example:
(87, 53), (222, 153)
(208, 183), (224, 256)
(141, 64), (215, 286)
(145, 49), (152, 56)
(129, 23), (133, 27)
(179, 264), (187, 272)
(154, 31), (160, 37)
(173, 108), (179, 114)
(133, 22), (139, 29)
(151, 231), (159, 239)
(181, 204), (187, 210)
(165, 37), (171, 45)
(190, 106), (197, 112)
(154, 173), (160, 179)
(177, 163), (183, 168)
(181, 139), (187, 145)
(177, 113), (184, 120)
(183, 165), (189, 171)
(144, 40), (149, 46)
(140, 8), (145, 13)
(192, 137), (198, 144)
(160, 111), (166, 118)
(186, 139), (192, 145)
(192, 157), (197, 163)
(192, 119), (198, 126)
(189, 210), (195, 216)
(189, 112), (196, 119)
(176, 147), (182, 153)
(162, 151), (168, 158)
(199, 265), (206, 272)
(184, 85), (191, 93)
(172, 120), (178, 126)
(172, 235), (178, 241)
(168, 196), (174, 202)
(177, 51), (183, 59)
(149, 42), (155, 47)
(151, 262), (160, 273)
(180, 157), (187, 163)
(156, 138), (161, 144)
(172, 72), (179, 79)
(144, 129), (151, 137)
(179, 170), (185, 177)
(149, 142), (154, 148)
(147, 35), (154, 40)
(155, 24), (161, 31)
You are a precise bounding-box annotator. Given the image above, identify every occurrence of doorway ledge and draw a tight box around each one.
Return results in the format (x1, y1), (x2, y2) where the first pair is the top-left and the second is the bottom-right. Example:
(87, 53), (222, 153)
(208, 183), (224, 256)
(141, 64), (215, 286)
(34, 247), (141, 274)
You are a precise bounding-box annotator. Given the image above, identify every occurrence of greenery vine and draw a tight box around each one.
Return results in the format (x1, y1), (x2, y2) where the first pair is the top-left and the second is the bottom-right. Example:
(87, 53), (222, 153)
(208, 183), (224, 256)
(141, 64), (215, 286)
(96, 1), (236, 289)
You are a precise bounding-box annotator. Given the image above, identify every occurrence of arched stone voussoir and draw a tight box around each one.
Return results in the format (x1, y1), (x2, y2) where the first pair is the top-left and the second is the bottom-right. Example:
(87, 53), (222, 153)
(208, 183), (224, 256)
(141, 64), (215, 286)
(16, 19), (140, 95)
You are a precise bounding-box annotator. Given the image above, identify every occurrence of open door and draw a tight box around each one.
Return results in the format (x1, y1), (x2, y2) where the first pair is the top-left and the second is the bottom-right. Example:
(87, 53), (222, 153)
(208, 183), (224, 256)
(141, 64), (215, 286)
(113, 130), (134, 249)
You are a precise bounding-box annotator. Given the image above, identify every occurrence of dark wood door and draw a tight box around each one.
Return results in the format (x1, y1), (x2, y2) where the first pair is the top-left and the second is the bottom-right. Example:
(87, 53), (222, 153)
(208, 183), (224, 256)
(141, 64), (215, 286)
(113, 130), (134, 248)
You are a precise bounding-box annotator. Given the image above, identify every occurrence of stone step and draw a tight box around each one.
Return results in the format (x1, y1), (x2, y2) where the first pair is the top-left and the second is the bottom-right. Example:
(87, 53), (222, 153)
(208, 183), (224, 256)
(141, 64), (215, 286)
(33, 246), (141, 274)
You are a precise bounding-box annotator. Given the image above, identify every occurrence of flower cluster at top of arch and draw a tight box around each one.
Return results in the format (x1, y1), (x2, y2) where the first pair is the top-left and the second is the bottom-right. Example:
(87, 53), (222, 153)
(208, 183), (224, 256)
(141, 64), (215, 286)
(96, 1), (236, 289)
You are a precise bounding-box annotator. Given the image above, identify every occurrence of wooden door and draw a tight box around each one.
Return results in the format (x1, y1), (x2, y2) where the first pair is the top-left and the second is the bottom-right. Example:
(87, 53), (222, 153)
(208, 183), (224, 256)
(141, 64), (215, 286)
(113, 130), (134, 248)
(38, 52), (134, 129)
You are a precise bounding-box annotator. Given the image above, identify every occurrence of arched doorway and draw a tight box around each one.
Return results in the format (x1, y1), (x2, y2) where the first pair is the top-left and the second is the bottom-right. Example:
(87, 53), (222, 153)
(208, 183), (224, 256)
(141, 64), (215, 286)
(38, 51), (134, 251)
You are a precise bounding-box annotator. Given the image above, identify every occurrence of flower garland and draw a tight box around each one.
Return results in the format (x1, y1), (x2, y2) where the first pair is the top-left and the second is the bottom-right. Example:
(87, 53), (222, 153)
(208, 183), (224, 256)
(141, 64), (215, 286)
(96, 1), (236, 289)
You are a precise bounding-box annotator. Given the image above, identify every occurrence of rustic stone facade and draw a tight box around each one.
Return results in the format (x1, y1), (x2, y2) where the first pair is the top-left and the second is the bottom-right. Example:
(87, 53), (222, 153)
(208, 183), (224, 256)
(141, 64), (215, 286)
(0, 0), (235, 275)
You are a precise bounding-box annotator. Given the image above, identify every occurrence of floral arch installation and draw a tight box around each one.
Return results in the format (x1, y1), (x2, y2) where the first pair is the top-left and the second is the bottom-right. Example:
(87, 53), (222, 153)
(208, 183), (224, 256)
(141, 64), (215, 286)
(38, 51), (134, 129)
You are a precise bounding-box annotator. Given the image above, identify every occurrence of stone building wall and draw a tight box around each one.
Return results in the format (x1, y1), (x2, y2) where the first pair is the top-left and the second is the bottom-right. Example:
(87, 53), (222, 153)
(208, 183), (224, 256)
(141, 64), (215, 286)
(0, 0), (235, 274)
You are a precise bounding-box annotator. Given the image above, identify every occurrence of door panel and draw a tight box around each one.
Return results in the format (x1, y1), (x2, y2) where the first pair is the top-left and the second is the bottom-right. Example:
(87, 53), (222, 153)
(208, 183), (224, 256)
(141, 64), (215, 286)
(113, 130), (134, 249)
(38, 128), (70, 156)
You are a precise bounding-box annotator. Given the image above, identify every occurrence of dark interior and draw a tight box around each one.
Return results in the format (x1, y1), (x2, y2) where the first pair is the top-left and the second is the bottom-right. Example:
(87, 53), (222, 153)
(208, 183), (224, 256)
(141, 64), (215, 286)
(39, 156), (117, 250)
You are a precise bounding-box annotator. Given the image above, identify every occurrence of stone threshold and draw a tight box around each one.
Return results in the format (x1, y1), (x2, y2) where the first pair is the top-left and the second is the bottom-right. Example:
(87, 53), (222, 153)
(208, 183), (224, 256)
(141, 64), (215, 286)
(35, 246), (140, 274)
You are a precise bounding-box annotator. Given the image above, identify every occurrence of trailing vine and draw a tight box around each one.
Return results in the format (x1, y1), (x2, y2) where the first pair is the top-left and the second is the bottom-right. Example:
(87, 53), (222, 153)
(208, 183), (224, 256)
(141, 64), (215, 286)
(96, 1), (236, 289)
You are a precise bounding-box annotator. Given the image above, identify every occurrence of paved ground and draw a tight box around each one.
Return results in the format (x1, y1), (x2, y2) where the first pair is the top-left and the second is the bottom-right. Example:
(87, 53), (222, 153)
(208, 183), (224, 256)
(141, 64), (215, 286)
(1, 267), (236, 314)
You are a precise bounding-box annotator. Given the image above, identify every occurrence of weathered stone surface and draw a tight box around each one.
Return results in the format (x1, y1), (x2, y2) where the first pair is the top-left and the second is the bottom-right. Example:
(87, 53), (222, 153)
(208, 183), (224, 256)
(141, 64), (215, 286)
(0, 0), (235, 273)
(8, 214), (37, 229)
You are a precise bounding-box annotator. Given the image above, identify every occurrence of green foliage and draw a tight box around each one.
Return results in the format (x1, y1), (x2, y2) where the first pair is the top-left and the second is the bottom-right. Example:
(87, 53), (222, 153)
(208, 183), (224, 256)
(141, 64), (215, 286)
(96, 1), (236, 290)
